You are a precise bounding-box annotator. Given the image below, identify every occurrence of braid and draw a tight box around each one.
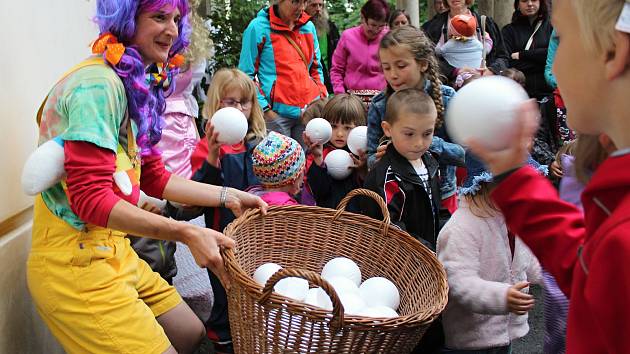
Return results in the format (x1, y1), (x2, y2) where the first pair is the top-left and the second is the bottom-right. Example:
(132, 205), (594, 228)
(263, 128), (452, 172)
(427, 61), (445, 129)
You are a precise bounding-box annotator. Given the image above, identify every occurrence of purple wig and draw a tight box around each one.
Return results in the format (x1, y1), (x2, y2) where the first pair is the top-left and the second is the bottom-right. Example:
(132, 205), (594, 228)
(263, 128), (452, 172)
(94, 0), (191, 156)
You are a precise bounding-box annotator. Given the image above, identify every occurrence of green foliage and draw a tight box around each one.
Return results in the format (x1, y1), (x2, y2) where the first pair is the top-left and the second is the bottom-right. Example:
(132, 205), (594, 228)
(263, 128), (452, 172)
(207, 0), (268, 72)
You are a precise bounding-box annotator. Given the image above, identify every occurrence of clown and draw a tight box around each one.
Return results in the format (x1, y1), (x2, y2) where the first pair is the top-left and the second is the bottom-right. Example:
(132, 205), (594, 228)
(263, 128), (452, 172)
(26, 1), (267, 353)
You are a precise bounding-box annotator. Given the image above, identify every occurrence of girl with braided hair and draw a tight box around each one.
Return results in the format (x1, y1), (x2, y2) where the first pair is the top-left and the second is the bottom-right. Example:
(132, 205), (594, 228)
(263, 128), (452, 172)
(366, 25), (465, 225)
(27, 1), (266, 353)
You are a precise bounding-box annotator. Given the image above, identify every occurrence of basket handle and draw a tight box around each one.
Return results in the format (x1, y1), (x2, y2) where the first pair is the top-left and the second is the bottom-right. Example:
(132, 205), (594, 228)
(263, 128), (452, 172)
(334, 189), (390, 233)
(259, 267), (345, 330)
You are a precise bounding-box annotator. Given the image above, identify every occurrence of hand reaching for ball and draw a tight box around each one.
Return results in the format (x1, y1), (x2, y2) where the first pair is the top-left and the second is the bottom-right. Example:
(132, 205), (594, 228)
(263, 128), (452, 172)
(303, 132), (324, 166)
(466, 100), (539, 176)
(204, 122), (221, 168)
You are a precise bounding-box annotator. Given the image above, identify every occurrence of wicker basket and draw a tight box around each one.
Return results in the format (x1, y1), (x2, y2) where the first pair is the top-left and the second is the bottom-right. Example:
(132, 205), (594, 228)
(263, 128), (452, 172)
(222, 189), (448, 353)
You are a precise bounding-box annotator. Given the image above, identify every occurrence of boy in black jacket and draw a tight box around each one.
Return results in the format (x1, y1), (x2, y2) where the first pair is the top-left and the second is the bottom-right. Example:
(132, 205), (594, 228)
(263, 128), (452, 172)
(362, 89), (441, 250)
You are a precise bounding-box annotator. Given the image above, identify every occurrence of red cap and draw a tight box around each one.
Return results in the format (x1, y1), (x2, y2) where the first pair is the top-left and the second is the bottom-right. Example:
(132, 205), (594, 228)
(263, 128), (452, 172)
(449, 14), (477, 37)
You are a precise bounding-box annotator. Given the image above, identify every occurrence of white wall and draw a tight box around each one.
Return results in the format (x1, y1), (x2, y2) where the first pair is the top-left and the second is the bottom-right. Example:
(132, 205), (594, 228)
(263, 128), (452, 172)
(0, 1), (98, 351)
(0, 0), (98, 221)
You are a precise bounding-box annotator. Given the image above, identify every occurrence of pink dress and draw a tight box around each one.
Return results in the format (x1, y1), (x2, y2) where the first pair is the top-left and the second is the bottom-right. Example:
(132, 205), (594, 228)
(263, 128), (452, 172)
(157, 60), (206, 178)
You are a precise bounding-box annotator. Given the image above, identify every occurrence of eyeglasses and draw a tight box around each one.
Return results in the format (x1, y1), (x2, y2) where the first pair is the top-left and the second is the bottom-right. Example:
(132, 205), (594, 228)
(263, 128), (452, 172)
(364, 19), (387, 31)
(221, 98), (252, 110)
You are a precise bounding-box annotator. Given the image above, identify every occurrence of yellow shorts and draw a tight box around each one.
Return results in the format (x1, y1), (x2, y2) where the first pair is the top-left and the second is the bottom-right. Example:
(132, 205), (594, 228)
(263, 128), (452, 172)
(27, 196), (182, 354)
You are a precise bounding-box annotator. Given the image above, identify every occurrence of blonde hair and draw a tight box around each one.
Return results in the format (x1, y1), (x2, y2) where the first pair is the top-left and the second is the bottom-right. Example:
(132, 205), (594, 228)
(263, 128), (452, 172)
(301, 98), (329, 125)
(185, 0), (213, 66)
(379, 26), (445, 128)
(571, 0), (626, 55)
(202, 68), (266, 143)
(573, 134), (611, 184)
(464, 183), (500, 218)
(322, 94), (366, 126)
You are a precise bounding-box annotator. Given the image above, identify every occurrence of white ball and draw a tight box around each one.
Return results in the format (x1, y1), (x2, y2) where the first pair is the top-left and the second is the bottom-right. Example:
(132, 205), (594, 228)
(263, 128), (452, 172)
(321, 257), (362, 286)
(359, 277), (401, 311)
(339, 292), (366, 315)
(347, 126), (367, 156)
(324, 150), (354, 180)
(253, 263), (282, 286)
(358, 306), (399, 318)
(274, 277), (309, 302)
(304, 287), (333, 311)
(210, 107), (249, 145)
(325, 276), (360, 298)
(446, 76), (529, 150)
(305, 118), (333, 145)
(21, 137), (66, 195)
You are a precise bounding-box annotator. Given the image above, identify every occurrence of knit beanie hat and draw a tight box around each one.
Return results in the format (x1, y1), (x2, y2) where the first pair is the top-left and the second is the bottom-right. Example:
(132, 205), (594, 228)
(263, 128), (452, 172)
(449, 14), (477, 38)
(252, 131), (306, 188)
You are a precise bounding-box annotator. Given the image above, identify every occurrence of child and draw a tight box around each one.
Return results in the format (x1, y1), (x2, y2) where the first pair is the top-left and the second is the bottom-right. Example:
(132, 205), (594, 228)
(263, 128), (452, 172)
(437, 152), (542, 353)
(363, 88), (443, 353)
(362, 89), (440, 250)
(466, 0), (630, 351)
(499, 68), (527, 89)
(249, 131), (306, 206)
(435, 14), (486, 70)
(367, 25), (465, 222)
(188, 67), (267, 352)
(303, 94), (367, 210)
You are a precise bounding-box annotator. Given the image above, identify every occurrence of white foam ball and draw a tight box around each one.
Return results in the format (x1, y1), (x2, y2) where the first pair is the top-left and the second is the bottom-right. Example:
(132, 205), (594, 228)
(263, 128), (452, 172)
(304, 287), (333, 311)
(253, 263), (282, 286)
(359, 277), (401, 311)
(359, 306), (399, 318)
(347, 126), (367, 156)
(324, 150), (354, 180)
(21, 137), (66, 195)
(210, 107), (248, 145)
(305, 118), (332, 145)
(274, 277), (309, 302)
(321, 257), (362, 286)
(325, 276), (360, 298)
(446, 76), (529, 151)
(339, 292), (366, 315)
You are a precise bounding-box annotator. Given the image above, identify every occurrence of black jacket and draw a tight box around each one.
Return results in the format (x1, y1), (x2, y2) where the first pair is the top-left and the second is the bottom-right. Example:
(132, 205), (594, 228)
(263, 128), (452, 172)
(320, 19), (340, 94)
(361, 144), (441, 250)
(501, 16), (553, 99)
(306, 146), (362, 211)
(422, 11), (509, 83)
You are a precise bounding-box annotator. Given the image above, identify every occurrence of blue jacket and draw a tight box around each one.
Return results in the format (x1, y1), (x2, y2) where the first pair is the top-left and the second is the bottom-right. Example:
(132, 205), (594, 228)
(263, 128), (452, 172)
(366, 84), (465, 200)
(239, 6), (327, 119)
(545, 29), (558, 90)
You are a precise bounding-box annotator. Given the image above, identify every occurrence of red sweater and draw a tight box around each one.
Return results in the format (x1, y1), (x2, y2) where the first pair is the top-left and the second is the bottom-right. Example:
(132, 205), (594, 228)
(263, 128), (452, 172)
(64, 141), (171, 227)
(492, 153), (630, 353)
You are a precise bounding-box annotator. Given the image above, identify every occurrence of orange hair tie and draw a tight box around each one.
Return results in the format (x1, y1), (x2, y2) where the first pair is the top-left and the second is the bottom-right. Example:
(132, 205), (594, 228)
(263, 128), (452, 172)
(91, 32), (125, 66)
(169, 54), (185, 68)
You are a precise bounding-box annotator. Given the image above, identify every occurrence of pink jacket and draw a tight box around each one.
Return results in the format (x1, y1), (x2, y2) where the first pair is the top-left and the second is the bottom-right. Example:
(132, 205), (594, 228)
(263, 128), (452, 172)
(330, 26), (387, 94)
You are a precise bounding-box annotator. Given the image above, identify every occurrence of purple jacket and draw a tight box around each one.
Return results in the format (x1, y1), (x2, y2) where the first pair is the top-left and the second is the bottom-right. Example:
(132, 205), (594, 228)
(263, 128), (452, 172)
(330, 26), (387, 94)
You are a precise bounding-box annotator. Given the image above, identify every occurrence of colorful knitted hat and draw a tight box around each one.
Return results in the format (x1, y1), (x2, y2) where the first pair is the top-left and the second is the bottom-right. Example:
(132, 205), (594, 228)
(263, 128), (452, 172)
(449, 14), (477, 38)
(252, 132), (306, 188)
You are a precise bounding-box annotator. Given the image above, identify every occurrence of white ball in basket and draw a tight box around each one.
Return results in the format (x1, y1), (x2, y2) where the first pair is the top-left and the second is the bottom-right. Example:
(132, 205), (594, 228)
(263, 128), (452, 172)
(321, 257), (362, 286)
(253, 262), (282, 286)
(325, 276), (360, 297)
(339, 292), (366, 315)
(274, 277), (309, 302)
(304, 287), (333, 311)
(446, 76), (529, 151)
(305, 118), (332, 145)
(324, 150), (354, 180)
(359, 277), (400, 311)
(347, 125), (367, 156)
(359, 305), (399, 318)
(210, 107), (248, 145)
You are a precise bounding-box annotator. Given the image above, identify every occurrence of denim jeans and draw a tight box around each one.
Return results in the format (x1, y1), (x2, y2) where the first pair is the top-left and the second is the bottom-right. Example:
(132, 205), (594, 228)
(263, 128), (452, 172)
(266, 115), (305, 148)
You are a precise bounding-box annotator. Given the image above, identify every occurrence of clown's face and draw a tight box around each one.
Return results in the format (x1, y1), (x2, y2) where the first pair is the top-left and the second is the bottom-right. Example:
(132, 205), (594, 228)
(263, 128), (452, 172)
(131, 5), (181, 65)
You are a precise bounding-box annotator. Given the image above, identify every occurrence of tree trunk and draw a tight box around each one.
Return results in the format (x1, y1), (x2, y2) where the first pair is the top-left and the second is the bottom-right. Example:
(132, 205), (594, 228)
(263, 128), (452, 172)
(492, 0), (514, 29)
